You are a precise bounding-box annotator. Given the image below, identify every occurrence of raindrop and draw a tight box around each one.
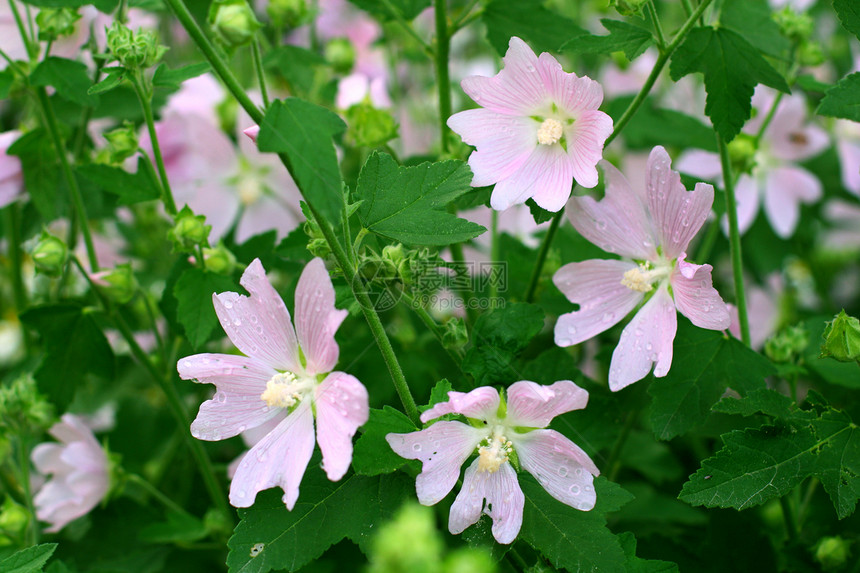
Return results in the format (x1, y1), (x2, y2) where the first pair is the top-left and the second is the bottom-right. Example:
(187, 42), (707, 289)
(250, 315), (258, 324)
(525, 64), (536, 72)
(216, 392), (227, 403)
(568, 325), (578, 335)
(596, 219), (607, 230)
(237, 489), (246, 498)
(224, 300), (234, 309)
(238, 425), (246, 432)
(412, 443), (422, 452)
(645, 342), (653, 351)
(569, 484), (581, 495)
(558, 466), (569, 477)
(602, 312), (615, 323)
(233, 318), (242, 326)
(558, 338), (572, 346)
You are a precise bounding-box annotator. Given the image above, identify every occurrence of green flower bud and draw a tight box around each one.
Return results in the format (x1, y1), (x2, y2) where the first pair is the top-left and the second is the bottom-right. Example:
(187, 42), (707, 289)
(307, 237), (331, 260)
(266, 0), (308, 29)
(820, 310), (860, 363)
(444, 549), (497, 573)
(0, 374), (54, 436)
(210, 0), (262, 48)
(106, 22), (168, 69)
(91, 264), (138, 305)
(30, 231), (68, 276)
(367, 503), (444, 573)
(798, 41), (824, 67)
(727, 134), (758, 176)
(202, 244), (238, 275)
(169, 206), (211, 253)
(764, 324), (808, 363)
(36, 8), (81, 41)
(441, 317), (468, 350)
(610, 0), (648, 17)
(102, 122), (139, 164)
(344, 101), (398, 148)
(325, 38), (356, 74)
(815, 536), (851, 571)
(0, 496), (29, 542)
(382, 244), (406, 266)
(774, 7), (813, 44)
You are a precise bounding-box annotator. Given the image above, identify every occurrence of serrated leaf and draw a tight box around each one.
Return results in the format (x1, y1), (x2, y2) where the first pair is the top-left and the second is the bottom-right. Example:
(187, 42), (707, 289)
(347, 0), (429, 21)
(834, 0), (860, 41)
(519, 477), (632, 573)
(353, 406), (416, 475)
(605, 96), (717, 152)
(226, 470), (412, 572)
(808, 410), (860, 519)
(173, 268), (237, 350)
(818, 72), (860, 122)
(711, 388), (794, 419)
(0, 543), (58, 573)
(77, 158), (161, 205)
(31, 57), (99, 107)
(257, 99), (345, 227)
(21, 303), (115, 411)
(669, 27), (789, 142)
(462, 303), (545, 387)
(648, 320), (774, 440)
(618, 531), (679, 573)
(263, 46), (325, 98)
(355, 152), (485, 246)
(88, 66), (127, 95)
(562, 18), (653, 60)
(526, 198), (555, 224)
(6, 129), (64, 221)
(482, 0), (587, 56)
(426, 378), (453, 409)
(720, 0), (790, 59)
(151, 62), (211, 92)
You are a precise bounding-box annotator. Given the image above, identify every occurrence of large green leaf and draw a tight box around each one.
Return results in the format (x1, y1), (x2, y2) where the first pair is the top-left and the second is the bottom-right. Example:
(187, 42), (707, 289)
(355, 152), (485, 246)
(226, 470), (412, 572)
(173, 268), (238, 350)
(77, 158), (161, 205)
(562, 18), (653, 60)
(648, 321), (774, 440)
(263, 46), (325, 98)
(482, 0), (587, 57)
(834, 0), (860, 41)
(352, 406), (417, 476)
(151, 62), (211, 92)
(6, 129), (64, 221)
(720, 0), (790, 59)
(817, 72), (860, 122)
(347, 0), (429, 21)
(605, 96), (717, 152)
(31, 57), (99, 107)
(0, 543), (57, 573)
(669, 27), (789, 142)
(618, 531), (679, 573)
(257, 99), (346, 227)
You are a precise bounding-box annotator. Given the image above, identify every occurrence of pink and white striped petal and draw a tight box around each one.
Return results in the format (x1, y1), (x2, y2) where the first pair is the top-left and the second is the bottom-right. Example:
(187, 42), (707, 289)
(315, 371), (369, 481)
(489, 144), (572, 211)
(512, 429), (598, 510)
(566, 109), (614, 189)
(671, 258), (731, 331)
(723, 174), (761, 236)
(537, 53), (605, 116)
(505, 380), (589, 428)
(420, 387), (501, 423)
(294, 258), (348, 375)
(763, 166), (821, 238)
(448, 459), (524, 544)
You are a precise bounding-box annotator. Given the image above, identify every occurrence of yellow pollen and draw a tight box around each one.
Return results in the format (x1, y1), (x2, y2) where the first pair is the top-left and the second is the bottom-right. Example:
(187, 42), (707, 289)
(238, 176), (264, 206)
(537, 118), (564, 145)
(477, 434), (512, 473)
(621, 265), (655, 293)
(260, 372), (305, 409)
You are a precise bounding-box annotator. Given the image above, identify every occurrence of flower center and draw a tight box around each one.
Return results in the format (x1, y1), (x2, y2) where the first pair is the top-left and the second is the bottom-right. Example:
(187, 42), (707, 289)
(260, 372), (314, 409)
(621, 263), (669, 293)
(238, 175), (264, 206)
(537, 118), (564, 145)
(477, 432), (513, 473)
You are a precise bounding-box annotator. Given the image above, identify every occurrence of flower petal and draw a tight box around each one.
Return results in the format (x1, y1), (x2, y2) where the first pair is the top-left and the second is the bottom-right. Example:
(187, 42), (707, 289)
(386, 421), (485, 505)
(213, 259), (302, 372)
(295, 258), (348, 375)
(608, 286), (676, 391)
(566, 109), (614, 189)
(229, 401), (316, 509)
(553, 259), (644, 346)
(671, 258), (731, 330)
(676, 149), (722, 181)
(537, 53), (605, 116)
(460, 37), (547, 115)
(512, 429), (598, 510)
(449, 459), (524, 544)
(490, 144), (573, 211)
(315, 371), (369, 481)
(506, 380), (589, 428)
(567, 160), (657, 259)
(420, 387), (500, 423)
(646, 146), (713, 259)
(721, 174), (761, 236)
(763, 165), (821, 238)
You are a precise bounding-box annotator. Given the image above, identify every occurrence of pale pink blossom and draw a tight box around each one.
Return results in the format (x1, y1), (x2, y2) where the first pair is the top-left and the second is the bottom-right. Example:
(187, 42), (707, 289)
(31, 414), (110, 532)
(677, 88), (828, 238)
(387, 382), (598, 544)
(178, 258), (368, 509)
(727, 273), (783, 350)
(821, 199), (860, 251)
(447, 36), (613, 212)
(0, 131), (23, 208)
(556, 146), (731, 391)
(835, 120), (860, 197)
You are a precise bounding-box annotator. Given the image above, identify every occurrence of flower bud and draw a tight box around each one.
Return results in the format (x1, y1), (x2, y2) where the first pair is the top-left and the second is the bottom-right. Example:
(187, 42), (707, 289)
(764, 324), (808, 363)
(266, 0), (307, 29)
(0, 496), (29, 544)
(727, 134), (757, 176)
(169, 206), (211, 253)
(30, 231), (68, 276)
(325, 38), (356, 74)
(774, 7), (813, 45)
(210, 0), (261, 48)
(610, 0), (648, 17)
(102, 122), (139, 164)
(344, 101), (398, 148)
(820, 310), (860, 363)
(444, 549), (497, 573)
(202, 243), (238, 275)
(441, 317), (468, 350)
(106, 22), (167, 69)
(367, 503), (443, 573)
(0, 374), (54, 436)
(36, 8), (81, 41)
(91, 264), (138, 305)
(815, 536), (851, 571)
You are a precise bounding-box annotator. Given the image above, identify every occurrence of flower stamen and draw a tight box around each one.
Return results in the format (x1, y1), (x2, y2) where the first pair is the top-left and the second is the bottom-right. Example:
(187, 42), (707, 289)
(260, 372), (312, 409)
(537, 118), (564, 145)
(477, 433), (513, 473)
(621, 263), (670, 293)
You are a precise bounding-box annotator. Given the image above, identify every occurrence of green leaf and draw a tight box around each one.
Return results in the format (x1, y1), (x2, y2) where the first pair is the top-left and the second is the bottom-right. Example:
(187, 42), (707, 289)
(6, 129), (64, 221)
(834, 0), (860, 41)
(482, 0), (587, 57)
(0, 69), (14, 99)
(426, 378), (453, 409)
(0, 543), (58, 573)
(138, 511), (208, 544)
(462, 303), (545, 387)
(711, 388), (795, 419)
(88, 66), (127, 95)
(605, 96), (718, 151)
(31, 57), (99, 107)
(352, 406), (417, 476)
(152, 62), (211, 92)
(669, 27), (789, 142)
(263, 46), (325, 98)
(257, 99), (345, 227)
(808, 409), (860, 519)
(720, 0), (790, 59)
(20, 303), (115, 412)
(526, 199), (555, 224)
(226, 470), (412, 572)
(519, 477), (632, 573)
(618, 531), (679, 573)
(355, 152), (486, 246)
(561, 18), (653, 60)
(77, 158), (161, 205)
(347, 0), (429, 21)
(648, 321), (774, 440)
(818, 73), (860, 122)
(173, 268), (238, 350)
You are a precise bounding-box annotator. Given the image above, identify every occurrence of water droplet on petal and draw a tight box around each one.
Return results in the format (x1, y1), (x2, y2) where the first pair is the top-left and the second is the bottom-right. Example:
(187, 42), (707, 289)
(569, 484), (581, 495)
(602, 312), (615, 323)
(558, 466), (569, 477)
(596, 219), (607, 230)
(224, 300), (234, 309)
(412, 443), (422, 452)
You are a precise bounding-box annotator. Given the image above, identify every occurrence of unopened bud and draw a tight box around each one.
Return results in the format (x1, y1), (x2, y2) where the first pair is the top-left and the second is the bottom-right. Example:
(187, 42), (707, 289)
(727, 134), (757, 175)
(91, 264), (138, 305)
(36, 8), (81, 41)
(325, 38), (356, 74)
(610, 0), (648, 17)
(30, 231), (68, 276)
(210, 0), (261, 48)
(169, 206), (211, 253)
(444, 549), (497, 573)
(764, 324), (808, 363)
(106, 22), (167, 69)
(344, 101), (398, 148)
(820, 310), (860, 363)
(243, 125), (260, 144)
(266, 0), (307, 29)
(202, 244), (237, 275)
(815, 536), (851, 571)
(0, 374), (54, 435)
(441, 317), (468, 350)
(102, 122), (139, 164)
(774, 7), (813, 44)
(367, 503), (443, 573)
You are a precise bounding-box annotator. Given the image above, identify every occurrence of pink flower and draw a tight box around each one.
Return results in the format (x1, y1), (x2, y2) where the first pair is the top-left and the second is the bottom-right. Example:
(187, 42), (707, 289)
(447, 37), (613, 212)
(386, 381), (598, 544)
(31, 414), (110, 532)
(0, 130), (23, 208)
(177, 258), (368, 509)
(835, 119), (860, 197)
(556, 146), (731, 391)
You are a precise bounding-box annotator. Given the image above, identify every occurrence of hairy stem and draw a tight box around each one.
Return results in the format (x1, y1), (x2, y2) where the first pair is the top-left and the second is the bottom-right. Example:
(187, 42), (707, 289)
(524, 209), (563, 303)
(132, 73), (178, 216)
(434, 0), (452, 152)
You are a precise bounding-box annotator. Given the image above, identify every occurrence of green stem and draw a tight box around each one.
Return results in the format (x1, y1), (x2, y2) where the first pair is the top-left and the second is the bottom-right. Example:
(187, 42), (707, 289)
(380, 0), (433, 57)
(252, 38), (270, 109)
(798, 477), (818, 527)
(401, 291), (465, 364)
(489, 209), (499, 300)
(126, 473), (192, 517)
(693, 218), (719, 262)
(7, 0), (34, 61)
(680, 0), (694, 17)
(754, 91), (784, 145)
(132, 73), (178, 216)
(647, 1), (667, 50)
(779, 496), (799, 542)
(6, 204), (27, 312)
(524, 209), (562, 303)
(36, 87), (100, 272)
(451, 0), (480, 31)
(717, 134), (750, 346)
(434, 0), (452, 153)
(448, 242), (478, 325)
(606, 410), (636, 482)
(16, 435), (38, 545)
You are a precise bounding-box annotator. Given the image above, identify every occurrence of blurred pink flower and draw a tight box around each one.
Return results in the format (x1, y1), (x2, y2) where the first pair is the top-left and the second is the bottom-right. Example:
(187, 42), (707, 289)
(821, 199), (860, 251)
(0, 131), (23, 208)
(178, 258), (368, 509)
(387, 381), (598, 544)
(556, 146), (730, 391)
(678, 88), (828, 238)
(728, 273), (783, 350)
(31, 414), (110, 532)
(835, 120), (860, 197)
(448, 36), (613, 212)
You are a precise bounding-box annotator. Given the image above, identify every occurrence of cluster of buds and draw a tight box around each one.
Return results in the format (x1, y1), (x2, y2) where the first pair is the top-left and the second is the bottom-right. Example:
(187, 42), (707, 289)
(344, 102), (398, 149)
(97, 122), (139, 165)
(91, 264), (138, 305)
(209, 0), (261, 48)
(202, 243), (238, 275)
(266, 0), (308, 30)
(0, 374), (54, 436)
(35, 8), (81, 42)
(773, 7), (823, 67)
(168, 206), (211, 254)
(764, 324), (809, 364)
(726, 134), (758, 176)
(106, 22), (167, 70)
(610, 0), (648, 17)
